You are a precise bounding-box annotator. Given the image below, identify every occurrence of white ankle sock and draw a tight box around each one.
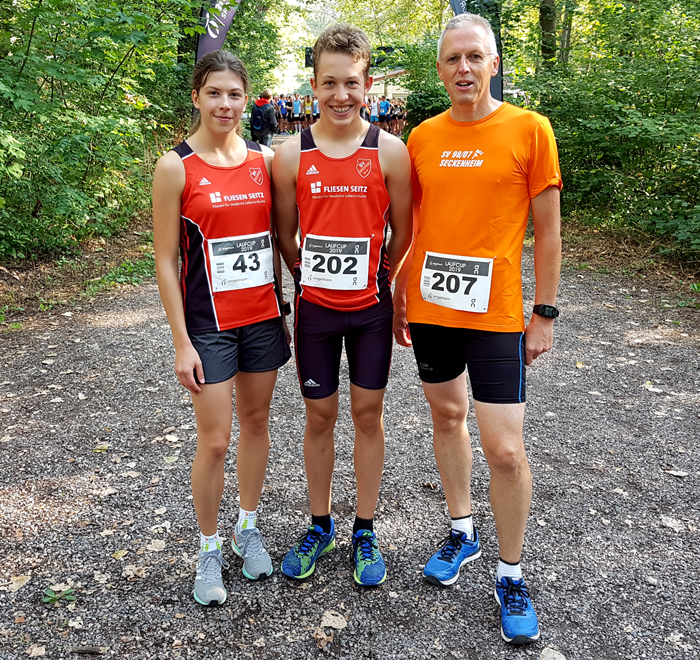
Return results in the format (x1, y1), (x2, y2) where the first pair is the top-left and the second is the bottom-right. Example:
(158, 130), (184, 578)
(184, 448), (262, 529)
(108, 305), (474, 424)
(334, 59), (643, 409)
(200, 530), (221, 553)
(451, 514), (474, 540)
(236, 507), (257, 535)
(496, 559), (522, 581)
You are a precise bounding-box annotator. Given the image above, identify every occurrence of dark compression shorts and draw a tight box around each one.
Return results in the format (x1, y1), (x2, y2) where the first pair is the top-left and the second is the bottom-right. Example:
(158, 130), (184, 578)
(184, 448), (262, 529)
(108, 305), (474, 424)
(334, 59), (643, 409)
(409, 323), (526, 404)
(294, 294), (393, 399)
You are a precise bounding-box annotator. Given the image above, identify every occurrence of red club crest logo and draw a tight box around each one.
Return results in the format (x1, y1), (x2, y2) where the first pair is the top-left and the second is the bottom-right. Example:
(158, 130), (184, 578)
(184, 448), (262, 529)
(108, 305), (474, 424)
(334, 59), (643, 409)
(249, 167), (264, 185)
(356, 158), (371, 178)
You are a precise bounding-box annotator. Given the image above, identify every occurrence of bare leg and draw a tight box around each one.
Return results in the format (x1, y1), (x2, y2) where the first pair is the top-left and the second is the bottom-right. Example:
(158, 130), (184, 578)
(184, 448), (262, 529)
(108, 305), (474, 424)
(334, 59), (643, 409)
(474, 401), (530, 563)
(422, 374), (473, 518)
(234, 370), (278, 512)
(191, 379), (234, 536)
(350, 384), (386, 519)
(303, 392), (339, 516)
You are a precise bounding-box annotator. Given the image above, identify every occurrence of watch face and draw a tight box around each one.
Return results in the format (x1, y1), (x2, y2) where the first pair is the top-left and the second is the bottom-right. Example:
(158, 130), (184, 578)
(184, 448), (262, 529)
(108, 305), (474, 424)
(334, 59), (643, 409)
(534, 305), (559, 318)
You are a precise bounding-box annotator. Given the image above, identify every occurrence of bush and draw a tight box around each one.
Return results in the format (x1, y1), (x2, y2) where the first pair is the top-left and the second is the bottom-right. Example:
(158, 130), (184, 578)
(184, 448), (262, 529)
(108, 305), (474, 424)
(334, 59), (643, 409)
(0, 0), (288, 260)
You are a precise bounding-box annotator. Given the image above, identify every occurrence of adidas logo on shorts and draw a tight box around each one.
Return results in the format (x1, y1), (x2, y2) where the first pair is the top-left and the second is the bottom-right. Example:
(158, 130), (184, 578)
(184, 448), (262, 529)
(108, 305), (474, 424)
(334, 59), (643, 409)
(305, 165), (320, 175)
(304, 379), (321, 388)
(199, 177), (212, 186)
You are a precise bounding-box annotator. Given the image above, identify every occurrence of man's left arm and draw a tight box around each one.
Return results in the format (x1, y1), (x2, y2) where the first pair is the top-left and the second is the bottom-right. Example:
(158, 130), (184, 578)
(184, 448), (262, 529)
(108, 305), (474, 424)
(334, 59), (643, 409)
(525, 185), (562, 365)
(378, 133), (413, 278)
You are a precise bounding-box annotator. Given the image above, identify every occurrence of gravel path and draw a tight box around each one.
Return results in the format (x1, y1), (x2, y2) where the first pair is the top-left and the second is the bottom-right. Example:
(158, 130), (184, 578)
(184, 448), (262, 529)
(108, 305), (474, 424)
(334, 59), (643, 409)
(0, 250), (698, 660)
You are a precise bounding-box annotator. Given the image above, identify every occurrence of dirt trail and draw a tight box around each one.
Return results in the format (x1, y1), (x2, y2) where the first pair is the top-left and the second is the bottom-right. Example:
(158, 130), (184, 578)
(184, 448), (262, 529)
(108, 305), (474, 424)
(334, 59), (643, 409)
(0, 247), (698, 659)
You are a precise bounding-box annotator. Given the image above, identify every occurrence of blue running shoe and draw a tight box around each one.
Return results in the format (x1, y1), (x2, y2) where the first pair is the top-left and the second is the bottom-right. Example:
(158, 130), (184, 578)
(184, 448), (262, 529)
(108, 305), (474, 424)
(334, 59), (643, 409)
(281, 520), (335, 580)
(494, 577), (540, 644)
(423, 529), (481, 586)
(351, 530), (387, 586)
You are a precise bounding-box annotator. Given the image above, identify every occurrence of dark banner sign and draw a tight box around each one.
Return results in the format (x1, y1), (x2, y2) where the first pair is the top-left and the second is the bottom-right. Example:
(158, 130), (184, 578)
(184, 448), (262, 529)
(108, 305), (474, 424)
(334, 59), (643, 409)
(448, 0), (503, 101)
(196, 0), (243, 63)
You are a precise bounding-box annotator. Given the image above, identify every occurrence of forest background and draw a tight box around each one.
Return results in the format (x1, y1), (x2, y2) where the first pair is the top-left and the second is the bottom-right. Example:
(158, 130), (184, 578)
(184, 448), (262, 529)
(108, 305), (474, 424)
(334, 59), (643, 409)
(0, 0), (698, 264)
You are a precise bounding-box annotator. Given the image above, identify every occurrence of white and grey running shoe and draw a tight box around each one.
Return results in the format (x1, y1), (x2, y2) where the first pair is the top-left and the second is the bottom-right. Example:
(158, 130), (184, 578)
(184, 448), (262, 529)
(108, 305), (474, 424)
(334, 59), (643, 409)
(193, 549), (229, 606)
(232, 528), (273, 580)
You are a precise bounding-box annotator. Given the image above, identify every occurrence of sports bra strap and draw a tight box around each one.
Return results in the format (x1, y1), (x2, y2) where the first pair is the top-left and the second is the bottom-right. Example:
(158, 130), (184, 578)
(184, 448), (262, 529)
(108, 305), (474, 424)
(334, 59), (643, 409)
(172, 140), (194, 159)
(172, 139), (261, 159)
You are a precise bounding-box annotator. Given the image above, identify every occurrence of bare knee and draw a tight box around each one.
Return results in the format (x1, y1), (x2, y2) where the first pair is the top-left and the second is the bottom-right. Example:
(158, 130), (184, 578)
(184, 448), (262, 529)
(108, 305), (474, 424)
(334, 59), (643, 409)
(238, 409), (269, 438)
(351, 404), (383, 438)
(486, 442), (528, 475)
(306, 406), (338, 435)
(429, 399), (469, 436)
(196, 432), (230, 465)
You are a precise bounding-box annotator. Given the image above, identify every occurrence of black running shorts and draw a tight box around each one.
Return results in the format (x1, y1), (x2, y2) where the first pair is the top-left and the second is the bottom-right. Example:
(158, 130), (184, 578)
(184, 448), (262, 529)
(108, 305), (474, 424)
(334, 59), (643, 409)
(408, 323), (526, 404)
(294, 295), (393, 399)
(190, 317), (290, 384)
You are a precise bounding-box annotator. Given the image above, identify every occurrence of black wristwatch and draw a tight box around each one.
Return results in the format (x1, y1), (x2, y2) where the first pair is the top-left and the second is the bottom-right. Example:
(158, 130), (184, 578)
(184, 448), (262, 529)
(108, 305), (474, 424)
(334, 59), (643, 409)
(282, 301), (292, 316)
(532, 304), (560, 319)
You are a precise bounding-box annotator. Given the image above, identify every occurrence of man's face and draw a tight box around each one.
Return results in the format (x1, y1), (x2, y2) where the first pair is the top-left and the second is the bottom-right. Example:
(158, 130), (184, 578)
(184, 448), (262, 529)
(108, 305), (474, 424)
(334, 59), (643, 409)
(311, 51), (372, 126)
(437, 26), (499, 110)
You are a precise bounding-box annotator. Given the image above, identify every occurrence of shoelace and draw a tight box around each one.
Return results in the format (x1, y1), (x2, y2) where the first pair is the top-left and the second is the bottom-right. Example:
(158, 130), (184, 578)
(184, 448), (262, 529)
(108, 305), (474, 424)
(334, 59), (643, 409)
(435, 533), (463, 562)
(500, 578), (530, 615)
(295, 527), (323, 556)
(353, 534), (378, 563)
(199, 552), (229, 583)
(240, 529), (268, 559)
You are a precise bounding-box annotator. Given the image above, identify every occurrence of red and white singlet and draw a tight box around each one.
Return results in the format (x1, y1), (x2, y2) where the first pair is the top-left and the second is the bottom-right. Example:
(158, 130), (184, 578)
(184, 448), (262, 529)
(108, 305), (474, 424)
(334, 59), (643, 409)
(294, 124), (392, 311)
(173, 140), (281, 334)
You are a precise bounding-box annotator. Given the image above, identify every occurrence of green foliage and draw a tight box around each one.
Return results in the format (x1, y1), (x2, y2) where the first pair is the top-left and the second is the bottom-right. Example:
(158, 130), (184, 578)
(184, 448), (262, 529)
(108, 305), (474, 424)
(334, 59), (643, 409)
(505, 0), (700, 250)
(405, 86), (451, 136)
(83, 253), (156, 296)
(43, 587), (76, 605)
(0, 0), (288, 260)
(383, 40), (450, 138)
(102, 254), (156, 286)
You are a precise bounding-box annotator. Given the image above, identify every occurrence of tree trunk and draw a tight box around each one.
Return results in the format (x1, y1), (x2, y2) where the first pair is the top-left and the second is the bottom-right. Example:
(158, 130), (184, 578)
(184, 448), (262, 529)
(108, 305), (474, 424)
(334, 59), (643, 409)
(559, 2), (576, 64)
(539, 0), (556, 66)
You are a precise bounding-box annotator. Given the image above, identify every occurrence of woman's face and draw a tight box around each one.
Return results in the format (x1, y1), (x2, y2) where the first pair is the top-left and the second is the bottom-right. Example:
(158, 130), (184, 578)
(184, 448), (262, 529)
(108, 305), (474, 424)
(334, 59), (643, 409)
(192, 69), (248, 135)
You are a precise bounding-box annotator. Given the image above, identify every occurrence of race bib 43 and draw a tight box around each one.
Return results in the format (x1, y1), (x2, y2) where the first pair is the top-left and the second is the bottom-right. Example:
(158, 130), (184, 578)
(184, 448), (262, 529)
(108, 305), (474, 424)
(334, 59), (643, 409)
(208, 231), (274, 293)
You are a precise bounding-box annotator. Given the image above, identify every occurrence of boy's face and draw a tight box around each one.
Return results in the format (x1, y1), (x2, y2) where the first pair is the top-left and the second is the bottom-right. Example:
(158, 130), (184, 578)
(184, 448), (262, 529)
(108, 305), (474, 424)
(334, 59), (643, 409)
(311, 51), (372, 126)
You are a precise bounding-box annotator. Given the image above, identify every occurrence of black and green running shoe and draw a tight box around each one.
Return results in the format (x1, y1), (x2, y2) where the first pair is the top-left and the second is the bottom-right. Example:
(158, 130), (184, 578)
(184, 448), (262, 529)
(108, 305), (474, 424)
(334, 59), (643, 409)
(351, 530), (387, 586)
(281, 520), (336, 580)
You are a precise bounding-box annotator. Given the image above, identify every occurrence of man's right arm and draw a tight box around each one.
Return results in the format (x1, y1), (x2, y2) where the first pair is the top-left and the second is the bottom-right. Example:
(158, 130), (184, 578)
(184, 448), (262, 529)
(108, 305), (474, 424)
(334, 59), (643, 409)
(272, 138), (301, 273)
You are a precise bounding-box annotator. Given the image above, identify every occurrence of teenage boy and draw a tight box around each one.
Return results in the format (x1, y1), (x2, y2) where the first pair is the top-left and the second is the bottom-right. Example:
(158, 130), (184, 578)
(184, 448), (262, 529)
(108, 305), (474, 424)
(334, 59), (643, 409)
(273, 23), (412, 586)
(393, 12), (562, 645)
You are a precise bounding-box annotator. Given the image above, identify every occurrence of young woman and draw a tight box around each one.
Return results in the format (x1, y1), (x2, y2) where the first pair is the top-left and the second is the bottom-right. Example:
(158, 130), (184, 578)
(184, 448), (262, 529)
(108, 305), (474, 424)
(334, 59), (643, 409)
(152, 50), (290, 606)
(304, 94), (313, 127)
(286, 93), (294, 133)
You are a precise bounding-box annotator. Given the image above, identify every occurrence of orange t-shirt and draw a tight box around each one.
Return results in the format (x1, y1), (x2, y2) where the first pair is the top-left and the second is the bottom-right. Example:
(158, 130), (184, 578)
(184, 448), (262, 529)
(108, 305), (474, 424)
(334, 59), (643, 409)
(406, 103), (562, 332)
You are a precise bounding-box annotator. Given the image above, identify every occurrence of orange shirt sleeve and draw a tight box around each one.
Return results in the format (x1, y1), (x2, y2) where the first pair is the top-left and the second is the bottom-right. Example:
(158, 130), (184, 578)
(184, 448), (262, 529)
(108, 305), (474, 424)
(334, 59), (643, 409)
(527, 116), (563, 199)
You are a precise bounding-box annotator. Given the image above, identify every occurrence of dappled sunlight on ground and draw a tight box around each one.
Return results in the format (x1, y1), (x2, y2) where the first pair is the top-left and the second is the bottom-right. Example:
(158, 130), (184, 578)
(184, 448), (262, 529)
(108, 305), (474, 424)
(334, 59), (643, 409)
(625, 324), (688, 346)
(85, 306), (164, 329)
(0, 473), (96, 546)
